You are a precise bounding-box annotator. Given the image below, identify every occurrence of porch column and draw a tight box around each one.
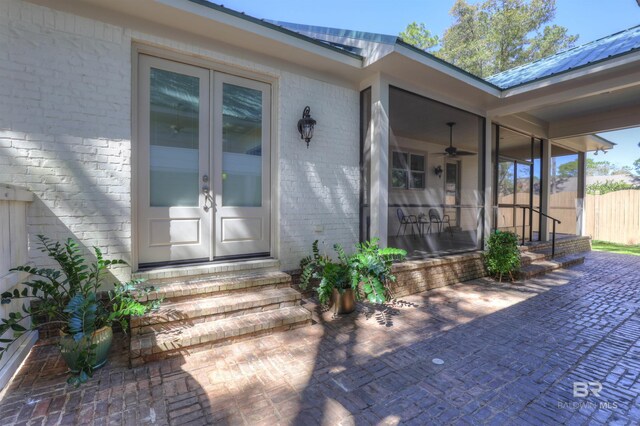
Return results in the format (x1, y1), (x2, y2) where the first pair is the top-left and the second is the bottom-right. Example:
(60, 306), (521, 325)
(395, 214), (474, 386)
(483, 118), (494, 246)
(540, 139), (551, 241)
(369, 75), (389, 247)
(576, 152), (587, 236)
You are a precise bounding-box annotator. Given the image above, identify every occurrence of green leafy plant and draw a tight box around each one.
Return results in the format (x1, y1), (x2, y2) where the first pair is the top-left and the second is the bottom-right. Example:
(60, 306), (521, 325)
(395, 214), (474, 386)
(586, 180), (640, 195)
(299, 240), (351, 305)
(348, 239), (406, 304)
(0, 235), (159, 385)
(484, 230), (521, 282)
(299, 239), (406, 305)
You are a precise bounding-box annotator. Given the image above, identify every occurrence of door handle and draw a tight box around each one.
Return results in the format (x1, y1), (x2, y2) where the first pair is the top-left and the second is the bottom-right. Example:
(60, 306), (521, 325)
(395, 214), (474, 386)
(202, 183), (212, 212)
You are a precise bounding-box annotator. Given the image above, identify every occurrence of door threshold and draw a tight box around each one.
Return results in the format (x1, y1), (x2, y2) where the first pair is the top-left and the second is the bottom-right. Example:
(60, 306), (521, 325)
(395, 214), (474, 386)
(133, 256), (279, 281)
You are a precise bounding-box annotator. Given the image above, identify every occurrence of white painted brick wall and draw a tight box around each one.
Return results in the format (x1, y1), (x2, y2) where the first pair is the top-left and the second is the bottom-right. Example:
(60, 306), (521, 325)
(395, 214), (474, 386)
(0, 0), (360, 278)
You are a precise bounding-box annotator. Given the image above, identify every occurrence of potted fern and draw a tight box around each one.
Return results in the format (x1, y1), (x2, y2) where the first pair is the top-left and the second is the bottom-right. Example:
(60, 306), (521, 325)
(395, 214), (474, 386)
(299, 239), (406, 314)
(0, 236), (158, 386)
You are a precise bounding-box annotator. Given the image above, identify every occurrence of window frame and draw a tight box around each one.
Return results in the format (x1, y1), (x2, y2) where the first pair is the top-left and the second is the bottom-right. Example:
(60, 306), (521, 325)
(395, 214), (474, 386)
(391, 150), (426, 190)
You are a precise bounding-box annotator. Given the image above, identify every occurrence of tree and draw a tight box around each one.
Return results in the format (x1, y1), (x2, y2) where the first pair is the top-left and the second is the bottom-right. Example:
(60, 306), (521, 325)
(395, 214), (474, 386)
(634, 158), (640, 176)
(557, 158), (631, 178)
(399, 0), (578, 78)
(399, 22), (439, 51)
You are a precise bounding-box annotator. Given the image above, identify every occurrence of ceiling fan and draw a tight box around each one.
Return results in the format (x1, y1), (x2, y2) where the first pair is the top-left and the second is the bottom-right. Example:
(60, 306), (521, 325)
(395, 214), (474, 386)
(438, 122), (476, 157)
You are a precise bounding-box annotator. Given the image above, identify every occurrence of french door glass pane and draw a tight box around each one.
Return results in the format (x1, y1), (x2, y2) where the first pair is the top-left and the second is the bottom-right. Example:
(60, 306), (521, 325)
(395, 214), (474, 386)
(222, 83), (262, 207)
(149, 68), (200, 207)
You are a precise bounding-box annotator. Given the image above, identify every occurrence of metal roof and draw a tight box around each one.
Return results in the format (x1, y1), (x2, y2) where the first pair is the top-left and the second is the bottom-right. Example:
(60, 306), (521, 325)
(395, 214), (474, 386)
(487, 25), (640, 89)
(190, 2), (640, 92)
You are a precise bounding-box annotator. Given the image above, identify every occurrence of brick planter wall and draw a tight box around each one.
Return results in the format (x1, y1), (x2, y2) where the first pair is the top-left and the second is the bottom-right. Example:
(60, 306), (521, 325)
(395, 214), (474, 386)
(289, 251), (487, 300)
(389, 252), (486, 298)
(528, 236), (592, 256)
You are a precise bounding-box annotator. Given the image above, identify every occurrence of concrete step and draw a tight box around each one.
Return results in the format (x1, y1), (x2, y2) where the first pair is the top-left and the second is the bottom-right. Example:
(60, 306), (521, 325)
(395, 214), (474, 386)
(518, 254), (585, 280)
(134, 271), (292, 303)
(520, 251), (547, 266)
(131, 287), (302, 333)
(130, 306), (312, 363)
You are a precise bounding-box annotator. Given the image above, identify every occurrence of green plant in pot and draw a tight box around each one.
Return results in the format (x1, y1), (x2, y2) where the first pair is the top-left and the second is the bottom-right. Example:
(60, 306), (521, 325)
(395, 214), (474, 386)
(483, 230), (521, 282)
(299, 239), (406, 314)
(0, 236), (159, 386)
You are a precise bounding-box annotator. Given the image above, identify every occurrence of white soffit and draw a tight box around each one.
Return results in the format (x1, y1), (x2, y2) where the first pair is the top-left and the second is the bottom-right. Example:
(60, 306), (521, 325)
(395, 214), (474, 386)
(552, 134), (616, 153)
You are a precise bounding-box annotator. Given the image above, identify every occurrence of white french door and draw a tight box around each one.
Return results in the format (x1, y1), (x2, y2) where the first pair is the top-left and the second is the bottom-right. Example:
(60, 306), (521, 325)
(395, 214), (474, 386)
(213, 73), (271, 258)
(137, 55), (271, 266)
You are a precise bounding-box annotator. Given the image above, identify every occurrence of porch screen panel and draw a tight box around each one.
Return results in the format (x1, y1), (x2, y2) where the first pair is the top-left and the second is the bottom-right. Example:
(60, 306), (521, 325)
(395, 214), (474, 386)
(387, 86), (484, 258)
(149, 68), (200, 207)
(360, 88), (372, 242)
(550, 146), (579, 235)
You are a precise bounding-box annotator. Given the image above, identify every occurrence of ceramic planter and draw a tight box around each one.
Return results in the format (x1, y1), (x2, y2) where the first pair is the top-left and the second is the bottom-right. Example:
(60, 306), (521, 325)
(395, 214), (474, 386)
(332, 288), (355, 314)
(59, 326), (113, 372)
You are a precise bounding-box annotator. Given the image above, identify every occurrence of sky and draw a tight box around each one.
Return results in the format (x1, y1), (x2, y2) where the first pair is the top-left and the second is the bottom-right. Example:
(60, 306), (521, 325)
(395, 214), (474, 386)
(219, 0), (640, 168)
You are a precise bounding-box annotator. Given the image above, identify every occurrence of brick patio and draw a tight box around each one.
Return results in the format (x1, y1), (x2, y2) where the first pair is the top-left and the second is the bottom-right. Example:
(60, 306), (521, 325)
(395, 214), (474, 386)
(1, 251), (639, 425)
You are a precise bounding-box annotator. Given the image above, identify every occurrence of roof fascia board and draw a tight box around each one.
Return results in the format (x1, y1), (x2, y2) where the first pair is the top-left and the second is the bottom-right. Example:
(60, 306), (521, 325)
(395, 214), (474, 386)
(501, 49), (640, 96)
(160, 0), (363, 67)
(393, 43), (502, 96)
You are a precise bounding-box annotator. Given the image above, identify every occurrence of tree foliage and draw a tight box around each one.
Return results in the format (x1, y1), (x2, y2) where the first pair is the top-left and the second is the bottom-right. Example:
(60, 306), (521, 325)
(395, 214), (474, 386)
(399, 0), (578, 78)
(557, 158), (632, 178)
(399, 22), (439, 51)
(587, 180), (640, 195)
(634, 158), (640, 176)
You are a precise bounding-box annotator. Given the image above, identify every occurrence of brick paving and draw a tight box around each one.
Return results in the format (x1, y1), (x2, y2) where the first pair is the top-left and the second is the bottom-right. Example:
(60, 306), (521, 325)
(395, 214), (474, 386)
(0, 251), (639, 425)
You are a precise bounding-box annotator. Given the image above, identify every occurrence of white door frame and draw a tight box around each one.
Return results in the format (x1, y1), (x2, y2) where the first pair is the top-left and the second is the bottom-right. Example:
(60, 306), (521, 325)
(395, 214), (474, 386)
(133, 48), (278, 269)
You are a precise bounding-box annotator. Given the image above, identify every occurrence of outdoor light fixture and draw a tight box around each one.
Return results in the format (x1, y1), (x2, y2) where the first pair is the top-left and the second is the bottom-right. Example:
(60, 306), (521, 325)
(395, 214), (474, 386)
(297, 106), (316, 148)
(434, 165), (443, 178)
(594, 147), (609, 156)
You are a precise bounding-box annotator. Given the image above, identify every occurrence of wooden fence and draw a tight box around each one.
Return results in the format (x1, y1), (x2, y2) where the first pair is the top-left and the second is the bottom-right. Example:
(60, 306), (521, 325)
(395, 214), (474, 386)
(586, 190), (640, 245)
(497, 190), (640, 244)
(0, 185), (36, 391)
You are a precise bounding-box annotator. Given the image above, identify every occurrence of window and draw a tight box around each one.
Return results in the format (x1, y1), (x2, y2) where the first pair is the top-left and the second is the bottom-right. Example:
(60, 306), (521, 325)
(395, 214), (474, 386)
(392, 151), (425, 189)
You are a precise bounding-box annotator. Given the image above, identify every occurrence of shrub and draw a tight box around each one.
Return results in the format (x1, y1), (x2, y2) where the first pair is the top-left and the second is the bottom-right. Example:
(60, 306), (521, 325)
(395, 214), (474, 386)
(586, 180), (640, 195)
(484, 231), (521, 282)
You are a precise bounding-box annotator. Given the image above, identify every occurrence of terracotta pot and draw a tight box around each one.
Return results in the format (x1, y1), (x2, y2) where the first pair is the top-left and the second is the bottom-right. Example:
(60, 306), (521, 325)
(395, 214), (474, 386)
(59, 326), (113, 373)
(332, 288), (355, 314)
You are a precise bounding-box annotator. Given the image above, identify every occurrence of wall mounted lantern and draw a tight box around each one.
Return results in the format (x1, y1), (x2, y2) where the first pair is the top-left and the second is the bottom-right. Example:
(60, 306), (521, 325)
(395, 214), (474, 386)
(297, 106), (316, 148)
(434, 165), (443, 178)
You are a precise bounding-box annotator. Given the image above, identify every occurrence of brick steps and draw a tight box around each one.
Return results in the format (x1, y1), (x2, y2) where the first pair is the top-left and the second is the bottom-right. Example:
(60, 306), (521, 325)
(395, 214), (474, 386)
(518, 253), (585, 280)
(131, 306), (311, 362)
(131, 287), (302, 332)
(134, 271), (292, 303)
(519, 251), (547, 266)
(129, 270), (310, 365)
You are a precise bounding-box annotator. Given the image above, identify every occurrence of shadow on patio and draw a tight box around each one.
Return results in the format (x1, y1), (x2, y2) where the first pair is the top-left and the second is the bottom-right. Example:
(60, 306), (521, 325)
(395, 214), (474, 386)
(2, 252), (639, 425)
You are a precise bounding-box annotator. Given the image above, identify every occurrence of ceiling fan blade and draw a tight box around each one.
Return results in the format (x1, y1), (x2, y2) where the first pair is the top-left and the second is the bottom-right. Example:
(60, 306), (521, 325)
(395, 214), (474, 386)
(455, 150), (476, 156)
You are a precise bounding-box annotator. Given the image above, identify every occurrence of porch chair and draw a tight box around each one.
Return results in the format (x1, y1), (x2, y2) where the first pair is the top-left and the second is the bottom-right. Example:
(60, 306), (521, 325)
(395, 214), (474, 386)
(396, 208), (419, 236)
(428, 208), (453, 236)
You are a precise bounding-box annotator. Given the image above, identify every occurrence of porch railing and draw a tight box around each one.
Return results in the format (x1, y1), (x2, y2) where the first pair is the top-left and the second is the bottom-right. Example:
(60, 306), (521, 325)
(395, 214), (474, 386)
(518, 206), (561, 258)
